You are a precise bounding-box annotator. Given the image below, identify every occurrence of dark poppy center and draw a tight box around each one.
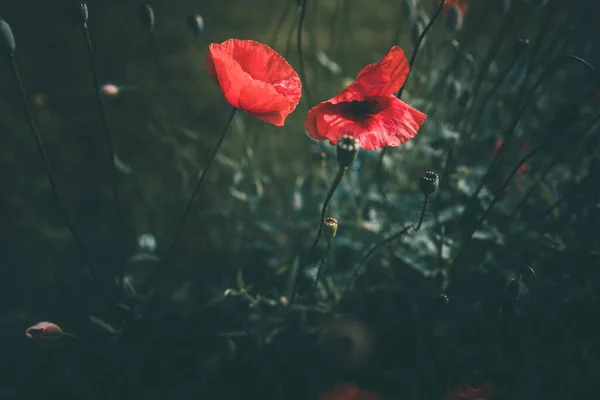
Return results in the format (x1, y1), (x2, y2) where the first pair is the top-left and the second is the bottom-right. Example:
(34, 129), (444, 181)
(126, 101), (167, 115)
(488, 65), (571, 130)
(343, 100), (377, 118)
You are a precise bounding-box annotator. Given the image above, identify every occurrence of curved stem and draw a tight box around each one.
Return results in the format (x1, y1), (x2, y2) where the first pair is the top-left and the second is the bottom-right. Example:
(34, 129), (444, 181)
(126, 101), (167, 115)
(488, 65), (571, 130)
(514, 115), (600, 215)
(343, 223), (413, 298)
(375, 0), (445, 202)
(297, 0), (313, 107)
(467, 55), (518, 132)
(415, 195), (429, 231)
(313, 239), (332, 288)
(162, 107), (237, 268)
(149, 31), (166, 81)
(7, 55), (109, 306)
(395, 0), (446, 99)
(468, 4), (521, 111)
(81, 23), (126, 300)
(467, 55), (597, 206)
(290, 165), (345, 303)
(452, 109), (581, 269)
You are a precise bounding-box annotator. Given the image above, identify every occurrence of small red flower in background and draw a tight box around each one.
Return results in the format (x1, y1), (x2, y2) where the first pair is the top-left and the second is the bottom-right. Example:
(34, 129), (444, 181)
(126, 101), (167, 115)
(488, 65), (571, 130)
(443, 381), (494, 400)
(26, 322), (64, 340)
(491, 138), (531, 195)
(206, 39), (302, 126)
(305, 46), (427, 150)
(436, 0), (469, 16)
(320, 383), (382, 400)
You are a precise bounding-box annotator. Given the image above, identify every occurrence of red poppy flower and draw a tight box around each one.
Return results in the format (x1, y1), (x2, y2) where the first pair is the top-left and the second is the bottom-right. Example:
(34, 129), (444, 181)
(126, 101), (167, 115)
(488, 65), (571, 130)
(206, 39), (302, 126)
(436, 0), (469, 16)
(320, 383), (382, 400)
(443, 381), (494, 400)
(305, 46), (426, 150)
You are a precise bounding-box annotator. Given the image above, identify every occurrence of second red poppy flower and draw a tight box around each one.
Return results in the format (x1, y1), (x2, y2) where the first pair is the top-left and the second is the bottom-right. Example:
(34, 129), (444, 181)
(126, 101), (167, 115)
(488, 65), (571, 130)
(305, 46), (427, 151)
(206, 38), (302, 126)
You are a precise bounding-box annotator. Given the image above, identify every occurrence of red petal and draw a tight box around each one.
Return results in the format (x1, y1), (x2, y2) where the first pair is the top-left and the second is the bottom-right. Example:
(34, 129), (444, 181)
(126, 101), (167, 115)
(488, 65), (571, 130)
(305, 95), (426, 151)
(320, 383), (381, 400)
(337, 46), (409, 100)
(206, 39), (302, 126)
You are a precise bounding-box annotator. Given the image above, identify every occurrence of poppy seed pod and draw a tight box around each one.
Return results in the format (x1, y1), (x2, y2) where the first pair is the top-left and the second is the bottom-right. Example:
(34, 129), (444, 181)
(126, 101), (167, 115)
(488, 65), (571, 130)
(323, 217), (338, 241)
(434, 293), (450, 308)
(76, 3), (89, 23)
(446, 5), (464, 32)
(419, 170), (439, 196)
(0, 19), (16, 57)
(336, 135), (360, 168)
(186, 14), (204, 39)
(513, 37), (530, 57)
(139, 5), (155, 31)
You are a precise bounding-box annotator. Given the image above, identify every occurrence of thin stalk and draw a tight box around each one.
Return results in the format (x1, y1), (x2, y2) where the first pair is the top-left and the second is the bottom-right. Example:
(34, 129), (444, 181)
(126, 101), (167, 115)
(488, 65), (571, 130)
(81, 22), (126, 299)
(268, 0), (293, 48)
(468, 4), (521, 112)
(7, 55), (109, 306)
(161, 107), (237, 269)
(468, 55), (518, 132)
(452, 112), (581, 268)
(313, 239), (332, 288)
(148, 31), (167, 81)
(290, 166), (345, 302)
(466, 55), (596, 206)
(415, 195), (429, 231)
(297, 0), (313, 107)
(514, 115), (600, 215)
(375, 0), (446, 201)
(343, 223), (413, 298)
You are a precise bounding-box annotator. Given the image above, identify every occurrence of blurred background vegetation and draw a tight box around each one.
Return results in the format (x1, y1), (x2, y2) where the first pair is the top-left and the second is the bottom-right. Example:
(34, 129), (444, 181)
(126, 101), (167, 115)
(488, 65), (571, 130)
(1, 0), (600, 399)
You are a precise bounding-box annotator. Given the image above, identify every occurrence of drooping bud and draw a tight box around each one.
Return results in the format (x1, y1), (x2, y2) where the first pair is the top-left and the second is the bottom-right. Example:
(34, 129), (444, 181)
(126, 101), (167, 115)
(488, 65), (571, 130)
(419, 170), (439, 196)
(76, 3), (89, 24)
(0, 19), (16, 57)
(186, 14), (204, 39)
(139, 5), (155, 32)
(446, 5), (464, 32)
(336, 135), (360, 169)
(324, 217), (338, 241)
(26, 321), (64, 340)
(513, 37), (530, 57)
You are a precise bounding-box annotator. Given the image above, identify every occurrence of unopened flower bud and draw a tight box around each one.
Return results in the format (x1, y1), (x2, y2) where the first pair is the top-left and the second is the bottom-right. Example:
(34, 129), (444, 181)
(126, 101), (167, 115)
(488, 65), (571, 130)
(513, 37), (530, 57)
(26, 321), (64, 340)
(446, 5), (464, 32)
(139, 5), (155, 31)
(336, 135), (360, 169)
(187, 14), (204, 39)
(0, 19), (16, 57)
(419, 170), (439, 196)
(76, 3), (89, 24)
(324, 217), (338, 241)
